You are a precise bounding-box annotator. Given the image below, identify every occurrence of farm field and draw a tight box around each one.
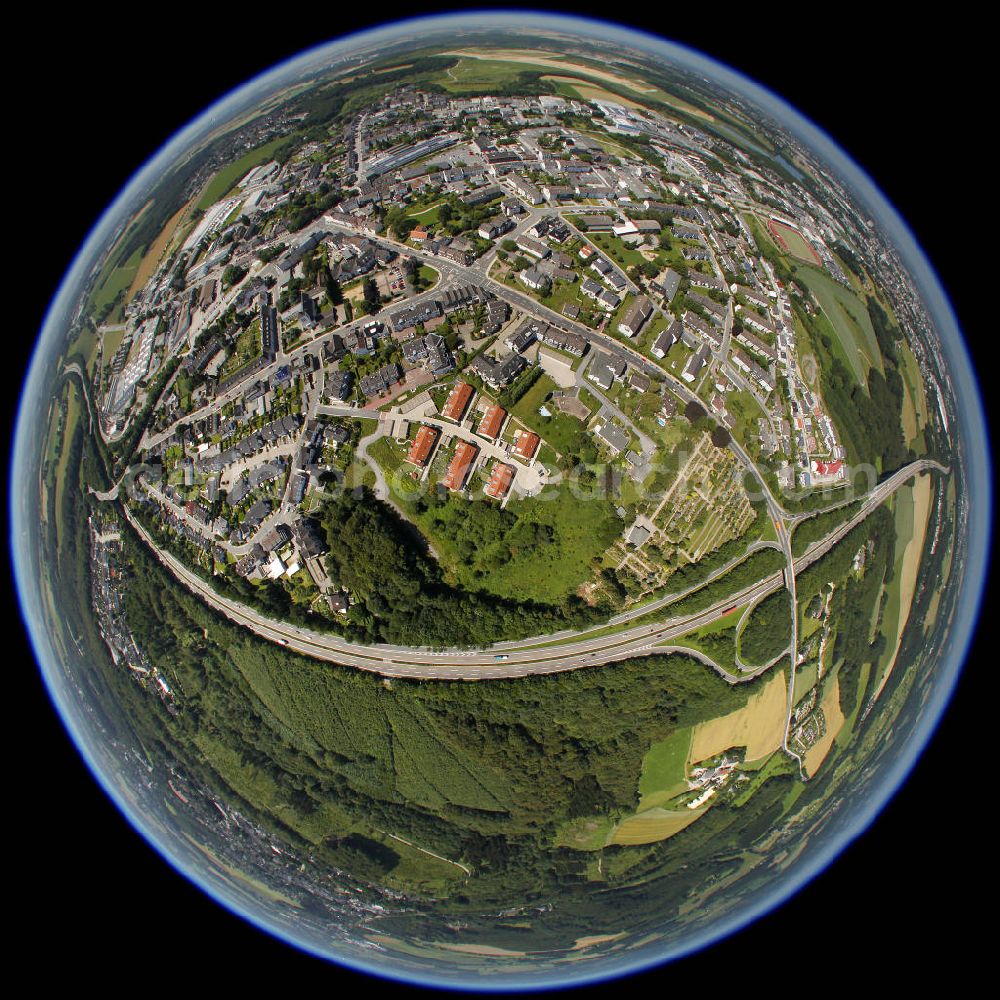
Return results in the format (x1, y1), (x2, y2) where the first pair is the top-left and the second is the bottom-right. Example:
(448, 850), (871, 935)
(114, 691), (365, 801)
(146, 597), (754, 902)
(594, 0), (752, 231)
(52, 381), (82, 552)
(90, 245), (145, 325)
(871, 474), (933, 703)
(898, 340), (929, 450)
(610, 807), (707, 845)
(689, 669), (787, 765)
(126, 197), (194, 301)
(793, 660), (820, 703)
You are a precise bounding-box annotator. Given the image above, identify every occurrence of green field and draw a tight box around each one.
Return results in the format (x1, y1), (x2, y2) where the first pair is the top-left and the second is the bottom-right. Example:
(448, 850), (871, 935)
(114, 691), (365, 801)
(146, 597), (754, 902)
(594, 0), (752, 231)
(898, 341), (929, 450)
(52, 381), (82, 552)
(793, 264), (882, 385)
(89, 245), (144, 325)
(637, 728), (692, 810)
(793, 660), (820, 704)
(196, 136), (290, 212)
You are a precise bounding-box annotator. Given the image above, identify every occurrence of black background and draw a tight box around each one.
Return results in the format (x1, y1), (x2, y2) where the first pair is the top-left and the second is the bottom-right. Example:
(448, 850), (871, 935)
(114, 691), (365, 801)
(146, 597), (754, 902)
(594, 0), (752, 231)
(11, 4), (991, 992)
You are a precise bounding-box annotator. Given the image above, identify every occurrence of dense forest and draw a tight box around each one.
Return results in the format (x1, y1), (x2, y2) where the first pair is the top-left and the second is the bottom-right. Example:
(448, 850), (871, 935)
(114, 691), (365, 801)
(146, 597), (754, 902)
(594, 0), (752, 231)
(319, 488), (608, 645)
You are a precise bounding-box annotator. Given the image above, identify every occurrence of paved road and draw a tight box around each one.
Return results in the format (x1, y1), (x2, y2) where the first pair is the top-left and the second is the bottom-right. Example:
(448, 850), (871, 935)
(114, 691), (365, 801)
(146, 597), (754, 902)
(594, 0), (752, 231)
(118, 459), (944, 681)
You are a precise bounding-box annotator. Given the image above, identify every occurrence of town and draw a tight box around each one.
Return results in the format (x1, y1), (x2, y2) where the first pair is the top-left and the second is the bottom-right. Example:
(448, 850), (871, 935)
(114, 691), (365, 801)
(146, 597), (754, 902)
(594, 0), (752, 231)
(81, 64), (938, 638)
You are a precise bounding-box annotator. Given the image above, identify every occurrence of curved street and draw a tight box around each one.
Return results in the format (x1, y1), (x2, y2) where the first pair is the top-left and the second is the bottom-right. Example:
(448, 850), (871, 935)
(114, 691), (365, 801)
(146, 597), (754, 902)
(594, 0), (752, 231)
(119, 458), (945, 681)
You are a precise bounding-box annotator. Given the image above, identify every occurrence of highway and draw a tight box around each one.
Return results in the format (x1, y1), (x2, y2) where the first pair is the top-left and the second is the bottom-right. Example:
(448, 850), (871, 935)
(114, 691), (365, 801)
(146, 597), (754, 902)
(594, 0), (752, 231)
(120, 458), (945, 682)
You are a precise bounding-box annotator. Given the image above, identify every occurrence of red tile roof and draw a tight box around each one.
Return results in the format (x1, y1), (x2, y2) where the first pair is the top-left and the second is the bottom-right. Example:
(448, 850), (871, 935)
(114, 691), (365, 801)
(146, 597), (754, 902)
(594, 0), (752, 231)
(442, 440), (479, 491)
(406, 425), (438, 467)
(484, 461), (515, 500)
(478, 403), (506, 440)
(513, 429), (540, 460)
(442, 381), (474, 422)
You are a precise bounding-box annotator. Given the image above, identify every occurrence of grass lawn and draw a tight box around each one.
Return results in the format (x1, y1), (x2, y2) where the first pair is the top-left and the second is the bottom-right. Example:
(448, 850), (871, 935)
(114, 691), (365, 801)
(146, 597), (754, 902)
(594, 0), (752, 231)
(511, 374), (586, 452)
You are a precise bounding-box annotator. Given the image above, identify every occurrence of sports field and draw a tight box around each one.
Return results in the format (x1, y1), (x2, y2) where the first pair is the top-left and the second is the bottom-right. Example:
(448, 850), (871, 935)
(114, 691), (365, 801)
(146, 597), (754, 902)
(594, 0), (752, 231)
(767, 218), (821, 265)
(689, 669), (787, 765)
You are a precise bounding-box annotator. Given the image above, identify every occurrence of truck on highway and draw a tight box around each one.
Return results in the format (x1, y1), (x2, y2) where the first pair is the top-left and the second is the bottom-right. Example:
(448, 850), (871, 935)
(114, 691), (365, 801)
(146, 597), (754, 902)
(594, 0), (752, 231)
(494, 654), (509, 661)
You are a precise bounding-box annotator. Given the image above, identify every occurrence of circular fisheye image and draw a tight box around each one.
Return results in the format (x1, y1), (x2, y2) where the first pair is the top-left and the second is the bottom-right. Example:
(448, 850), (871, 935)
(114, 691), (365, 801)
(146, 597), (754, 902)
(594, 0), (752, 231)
(13, 10), (989, 992)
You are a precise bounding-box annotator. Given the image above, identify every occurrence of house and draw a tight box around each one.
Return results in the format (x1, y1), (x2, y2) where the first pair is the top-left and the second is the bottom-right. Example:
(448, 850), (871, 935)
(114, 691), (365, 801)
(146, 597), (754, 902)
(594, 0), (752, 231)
(597, 288), (621, 311)
(588, 362), (614, 392)
(519, 266), (551, 292)
(651, 319), (682, 359)
(505, 319), (538, 354)
(740, 307), (776, 335)
(512, 429), (540, 461)
(478, 403), (506, 441)
(326, 369), (353, 401)
(469, 351), (527, 390)
(442, 381), (474, 422)
(594, 420), (629, 455)
(478, 216), (514, 240)
(406, 425), (439, 467)
(681, 343), (711, 383)
(442, 440), (478, 491)
(359, 363), (402, 398)
(515, 235), (550, 259)
(484, 461), (515, 500)
(507, 175), (542, 204)
(617, 295), (653, 338)
(537, 325), (587, 356)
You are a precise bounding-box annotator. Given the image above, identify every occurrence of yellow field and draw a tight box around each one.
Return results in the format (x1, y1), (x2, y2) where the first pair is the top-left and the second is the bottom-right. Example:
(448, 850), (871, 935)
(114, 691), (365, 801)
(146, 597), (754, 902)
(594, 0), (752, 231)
(610, 806), (707, 845)
(872, 474), (933, 702)
(803, 677), (845, 777)
(541, 76), (647, 110)
(437, 942), (527, 957)
(127, 197), (195, 300)
(689, 669), (788, 765)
